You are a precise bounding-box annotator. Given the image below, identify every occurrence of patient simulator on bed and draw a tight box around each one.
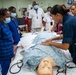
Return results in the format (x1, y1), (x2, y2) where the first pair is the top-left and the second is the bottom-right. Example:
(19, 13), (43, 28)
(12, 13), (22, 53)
(22, 31), (67, 75)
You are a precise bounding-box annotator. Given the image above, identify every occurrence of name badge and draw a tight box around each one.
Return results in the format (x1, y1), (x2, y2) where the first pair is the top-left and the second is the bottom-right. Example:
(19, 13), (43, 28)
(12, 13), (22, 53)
(50, 22), (53, 26)
(37, 16), (38, 19)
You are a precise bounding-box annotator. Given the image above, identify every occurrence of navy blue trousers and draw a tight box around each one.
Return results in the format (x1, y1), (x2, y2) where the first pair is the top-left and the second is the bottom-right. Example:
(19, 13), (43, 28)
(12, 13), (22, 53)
(69, 44), (76, 64)
(0, 59), (11, 75)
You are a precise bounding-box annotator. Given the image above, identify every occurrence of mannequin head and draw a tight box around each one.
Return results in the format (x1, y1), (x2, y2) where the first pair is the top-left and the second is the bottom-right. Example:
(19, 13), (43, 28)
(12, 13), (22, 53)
(37, 57), (53, 75)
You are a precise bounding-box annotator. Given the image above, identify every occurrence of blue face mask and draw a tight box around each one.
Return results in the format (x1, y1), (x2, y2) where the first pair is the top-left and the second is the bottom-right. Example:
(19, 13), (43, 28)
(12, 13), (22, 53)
(34, 5), (38, 9)
(4, 17), (11, 23)
(11, 13), (16, 17)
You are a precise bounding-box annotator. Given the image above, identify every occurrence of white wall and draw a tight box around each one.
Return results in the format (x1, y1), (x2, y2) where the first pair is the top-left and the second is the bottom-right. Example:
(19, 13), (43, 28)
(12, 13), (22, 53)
(0, 0), (71, 17)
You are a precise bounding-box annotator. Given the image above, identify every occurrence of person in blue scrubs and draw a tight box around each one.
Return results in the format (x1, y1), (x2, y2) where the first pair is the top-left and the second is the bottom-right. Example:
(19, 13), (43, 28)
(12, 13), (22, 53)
(8, 6), (20, 55)
(0, 64), (2, 75)
(41, 5), (76, 64)
(0, 8), (14, 75)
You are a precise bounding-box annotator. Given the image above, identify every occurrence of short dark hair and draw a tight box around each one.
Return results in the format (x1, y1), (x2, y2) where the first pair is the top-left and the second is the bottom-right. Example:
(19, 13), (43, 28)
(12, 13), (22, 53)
(32, 1), (38, 6)
(47, 6), (51, 10)
(50, 5), (69, 15)
(71, 4), (76, 8)
(0, 8), (8, 16)
(8, 6), (16, 12)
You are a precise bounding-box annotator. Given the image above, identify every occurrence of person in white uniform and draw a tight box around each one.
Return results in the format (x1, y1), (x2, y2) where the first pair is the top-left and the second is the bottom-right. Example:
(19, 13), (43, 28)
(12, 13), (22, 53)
(28, 2), (44, 32)
(41, 6), (54, 31)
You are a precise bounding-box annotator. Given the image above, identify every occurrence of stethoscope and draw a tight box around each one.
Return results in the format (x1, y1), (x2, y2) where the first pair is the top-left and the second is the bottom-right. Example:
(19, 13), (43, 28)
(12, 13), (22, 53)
(56, 61), (76, 75)
(9, 60), (23, 74)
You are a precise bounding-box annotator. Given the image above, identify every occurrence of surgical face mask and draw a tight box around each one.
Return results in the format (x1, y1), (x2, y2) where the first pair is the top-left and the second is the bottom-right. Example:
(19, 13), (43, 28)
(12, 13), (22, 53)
(34, 5), (38, 9)
(47, 11), (50, 15)
(4, 17), (11, 23)
(11, 13), (16, 17)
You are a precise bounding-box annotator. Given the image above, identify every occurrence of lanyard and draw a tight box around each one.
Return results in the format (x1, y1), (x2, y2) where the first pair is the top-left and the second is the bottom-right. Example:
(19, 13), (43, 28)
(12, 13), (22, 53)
(35, 9), (38, 14)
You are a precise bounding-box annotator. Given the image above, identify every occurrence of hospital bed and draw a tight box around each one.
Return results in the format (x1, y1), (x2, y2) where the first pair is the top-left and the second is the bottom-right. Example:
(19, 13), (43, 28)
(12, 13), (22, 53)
(7, 32), (76, 75)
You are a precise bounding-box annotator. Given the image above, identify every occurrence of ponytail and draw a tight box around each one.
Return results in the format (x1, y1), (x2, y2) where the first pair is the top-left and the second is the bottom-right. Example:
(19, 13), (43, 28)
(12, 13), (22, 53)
(63, 9), (69, 14)
(50, 5), (69, 15)
(8, 6), (16, 12)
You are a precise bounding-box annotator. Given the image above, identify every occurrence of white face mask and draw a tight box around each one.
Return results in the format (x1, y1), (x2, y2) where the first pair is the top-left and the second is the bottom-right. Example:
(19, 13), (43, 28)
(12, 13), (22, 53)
(11, 13), (16, 17)
(34, 5), (38, 9)
(4, 17), (11, 23)
(47, 12), (50, 15)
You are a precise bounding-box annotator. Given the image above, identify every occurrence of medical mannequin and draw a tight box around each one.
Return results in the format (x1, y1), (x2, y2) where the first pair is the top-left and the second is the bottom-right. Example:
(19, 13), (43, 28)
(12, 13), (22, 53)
(21, 44), (56, 75)
(37, 57), (56, 75)
(22, 44), (57, 75)
(22, 31), (66, 75)
(19, 29), (68, 75)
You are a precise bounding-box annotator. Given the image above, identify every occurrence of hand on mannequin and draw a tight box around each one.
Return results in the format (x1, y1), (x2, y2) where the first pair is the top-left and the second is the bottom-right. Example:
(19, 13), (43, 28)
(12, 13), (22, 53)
(41, 39), (52, 46)
(41, 34), (63, 46)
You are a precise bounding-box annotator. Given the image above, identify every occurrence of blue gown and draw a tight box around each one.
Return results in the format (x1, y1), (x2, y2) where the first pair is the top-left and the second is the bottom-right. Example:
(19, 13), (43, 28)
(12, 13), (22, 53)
(23, 31), (66, 70)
